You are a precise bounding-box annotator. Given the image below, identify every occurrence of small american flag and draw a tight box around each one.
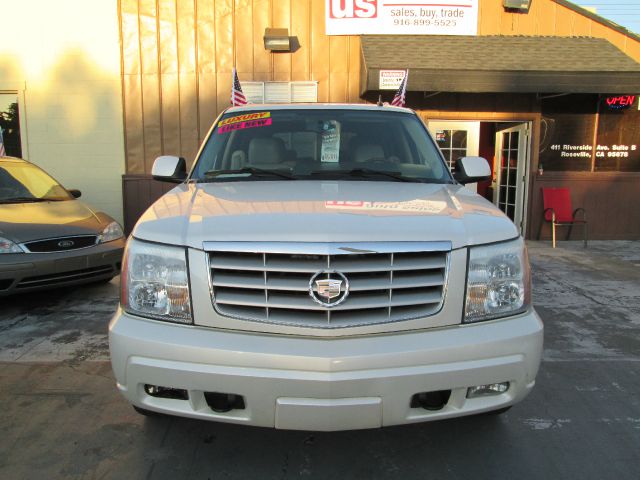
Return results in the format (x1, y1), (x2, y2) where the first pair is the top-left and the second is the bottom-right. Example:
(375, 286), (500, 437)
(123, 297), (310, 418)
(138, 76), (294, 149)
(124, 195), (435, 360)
(0, 127), (6, 157)
(390, 70), (408, 108)
(231, 68), (248, 106)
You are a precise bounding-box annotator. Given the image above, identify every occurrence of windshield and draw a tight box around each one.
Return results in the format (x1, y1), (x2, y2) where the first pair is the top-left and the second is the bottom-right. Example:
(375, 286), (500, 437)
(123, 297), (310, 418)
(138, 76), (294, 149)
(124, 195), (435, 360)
(0, 161), (73, 203)
(191, 109), (452, 183)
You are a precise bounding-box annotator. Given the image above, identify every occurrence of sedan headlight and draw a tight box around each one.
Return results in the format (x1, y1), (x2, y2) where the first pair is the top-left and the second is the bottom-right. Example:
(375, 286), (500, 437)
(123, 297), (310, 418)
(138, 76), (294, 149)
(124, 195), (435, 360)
(99, 221), (124, 243)
(121, 238), (192, 323)
(0, 236), (23, 254)
(464, 238), (531, 323)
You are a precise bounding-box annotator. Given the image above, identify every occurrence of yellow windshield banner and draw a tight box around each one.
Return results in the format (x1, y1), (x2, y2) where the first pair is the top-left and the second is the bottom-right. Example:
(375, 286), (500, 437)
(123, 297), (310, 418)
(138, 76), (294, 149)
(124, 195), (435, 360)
(218, 112), (271, 127)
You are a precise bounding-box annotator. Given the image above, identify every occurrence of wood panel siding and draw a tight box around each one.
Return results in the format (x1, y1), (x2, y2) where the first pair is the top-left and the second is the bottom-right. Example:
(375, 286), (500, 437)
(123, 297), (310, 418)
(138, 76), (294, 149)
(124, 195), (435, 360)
(119, 0), (362, 175)
(122, 175), (175, 233)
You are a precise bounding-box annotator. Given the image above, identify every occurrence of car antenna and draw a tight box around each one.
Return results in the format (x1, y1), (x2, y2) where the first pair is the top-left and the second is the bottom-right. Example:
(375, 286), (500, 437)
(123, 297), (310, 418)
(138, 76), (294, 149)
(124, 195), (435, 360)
(377, 94), (383, 107)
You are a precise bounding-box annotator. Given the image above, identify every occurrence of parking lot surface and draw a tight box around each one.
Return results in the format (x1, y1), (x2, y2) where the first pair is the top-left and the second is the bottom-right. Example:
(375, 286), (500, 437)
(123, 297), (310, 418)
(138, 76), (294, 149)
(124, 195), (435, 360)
(1, 241), (639, 479)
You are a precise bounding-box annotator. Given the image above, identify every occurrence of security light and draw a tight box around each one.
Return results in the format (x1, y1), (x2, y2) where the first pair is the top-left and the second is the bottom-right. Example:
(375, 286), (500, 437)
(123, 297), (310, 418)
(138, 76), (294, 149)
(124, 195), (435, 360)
(503, 0), (532, 12)
(264, 28), (291, 52)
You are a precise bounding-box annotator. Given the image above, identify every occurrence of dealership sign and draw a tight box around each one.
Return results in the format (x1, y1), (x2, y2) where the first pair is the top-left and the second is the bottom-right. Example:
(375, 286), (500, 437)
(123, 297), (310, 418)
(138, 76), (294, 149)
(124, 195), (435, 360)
(325, 0), (479, 35)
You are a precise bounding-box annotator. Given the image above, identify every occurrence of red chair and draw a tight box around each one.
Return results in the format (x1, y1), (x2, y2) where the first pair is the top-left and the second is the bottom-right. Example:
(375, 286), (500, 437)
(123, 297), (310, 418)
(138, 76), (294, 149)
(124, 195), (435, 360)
(538, 187), (587, 248)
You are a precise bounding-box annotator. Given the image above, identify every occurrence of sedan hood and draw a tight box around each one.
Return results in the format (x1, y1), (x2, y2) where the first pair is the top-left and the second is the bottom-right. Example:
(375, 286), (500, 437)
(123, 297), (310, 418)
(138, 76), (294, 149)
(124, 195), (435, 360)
(133, 181), (518, 250)
(0, 200), (106, 243)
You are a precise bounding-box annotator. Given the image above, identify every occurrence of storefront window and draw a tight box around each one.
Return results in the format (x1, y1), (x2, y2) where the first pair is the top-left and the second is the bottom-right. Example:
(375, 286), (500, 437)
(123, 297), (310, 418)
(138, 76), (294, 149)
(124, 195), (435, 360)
(594, 95), (640, 172)
(538, 94), (640, 173)
(538, 94), (596, 172)
(0, 94), (22, 158)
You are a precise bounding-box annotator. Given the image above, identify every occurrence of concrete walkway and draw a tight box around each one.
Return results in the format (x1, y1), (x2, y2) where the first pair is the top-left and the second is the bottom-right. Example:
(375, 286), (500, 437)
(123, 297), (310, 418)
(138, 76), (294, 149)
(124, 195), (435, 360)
(1, 241), (639, 479)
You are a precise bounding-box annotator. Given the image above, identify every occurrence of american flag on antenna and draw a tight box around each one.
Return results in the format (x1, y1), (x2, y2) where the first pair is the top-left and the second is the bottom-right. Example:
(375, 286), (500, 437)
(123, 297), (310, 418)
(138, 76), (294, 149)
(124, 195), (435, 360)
(231, 68), (248, 106)
(0, 127), (6, 157)
(390, 70), (408, 108)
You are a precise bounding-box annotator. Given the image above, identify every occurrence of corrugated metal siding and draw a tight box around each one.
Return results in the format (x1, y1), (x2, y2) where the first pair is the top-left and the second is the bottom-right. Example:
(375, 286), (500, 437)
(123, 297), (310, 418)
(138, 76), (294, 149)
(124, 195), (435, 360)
(119, 0), (362, 175)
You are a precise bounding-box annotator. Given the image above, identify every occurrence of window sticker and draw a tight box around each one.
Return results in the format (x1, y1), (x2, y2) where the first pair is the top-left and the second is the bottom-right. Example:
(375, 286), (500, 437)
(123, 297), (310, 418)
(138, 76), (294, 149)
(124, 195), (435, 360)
(218, 112), (270, 127)
(320, 120), (340, 163)
(218, 113), (272, 134)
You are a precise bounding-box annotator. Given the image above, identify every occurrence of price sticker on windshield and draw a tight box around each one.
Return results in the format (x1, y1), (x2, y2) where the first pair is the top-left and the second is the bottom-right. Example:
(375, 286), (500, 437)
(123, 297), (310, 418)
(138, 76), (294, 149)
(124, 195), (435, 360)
(320, 121), (340, 163)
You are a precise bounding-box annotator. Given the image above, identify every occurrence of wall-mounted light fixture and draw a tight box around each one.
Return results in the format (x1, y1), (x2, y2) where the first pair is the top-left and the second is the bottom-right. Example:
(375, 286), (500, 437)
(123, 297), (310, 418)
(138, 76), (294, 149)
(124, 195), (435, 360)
(503, 0), (532, 13)
(264, 28), (291, 52)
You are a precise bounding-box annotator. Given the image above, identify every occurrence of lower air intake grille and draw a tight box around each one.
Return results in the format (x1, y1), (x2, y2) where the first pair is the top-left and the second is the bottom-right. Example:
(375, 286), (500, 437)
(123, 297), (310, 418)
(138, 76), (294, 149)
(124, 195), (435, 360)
(206, 242), (450, 329)
(16, 266), (115, 289)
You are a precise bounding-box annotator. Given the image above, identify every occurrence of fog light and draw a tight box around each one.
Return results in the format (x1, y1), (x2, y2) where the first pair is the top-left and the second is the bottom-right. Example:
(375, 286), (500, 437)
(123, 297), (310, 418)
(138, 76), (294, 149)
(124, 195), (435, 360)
(204, 392), (246, 413)
(144, 384), (188, 400)
(467, 382), (510, 398)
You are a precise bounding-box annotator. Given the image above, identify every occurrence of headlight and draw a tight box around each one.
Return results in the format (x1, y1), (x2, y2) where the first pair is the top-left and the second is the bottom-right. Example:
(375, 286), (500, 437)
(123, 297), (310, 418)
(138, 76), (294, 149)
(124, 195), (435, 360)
(0, 236), (23, 254)
(99, 221), (124, 243)
(464, 238), (530, 323)
(121, 238), (192, 323)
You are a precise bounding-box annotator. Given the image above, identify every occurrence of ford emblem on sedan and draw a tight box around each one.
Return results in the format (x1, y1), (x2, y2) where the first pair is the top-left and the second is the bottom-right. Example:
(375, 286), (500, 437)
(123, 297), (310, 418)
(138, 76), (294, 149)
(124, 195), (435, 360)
(57, 240), (75, 248)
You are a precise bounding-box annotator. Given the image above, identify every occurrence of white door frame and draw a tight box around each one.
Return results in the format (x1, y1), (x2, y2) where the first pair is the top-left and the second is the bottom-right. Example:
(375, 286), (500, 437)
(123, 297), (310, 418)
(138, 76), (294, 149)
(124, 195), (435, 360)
(494, 122), (532, 235)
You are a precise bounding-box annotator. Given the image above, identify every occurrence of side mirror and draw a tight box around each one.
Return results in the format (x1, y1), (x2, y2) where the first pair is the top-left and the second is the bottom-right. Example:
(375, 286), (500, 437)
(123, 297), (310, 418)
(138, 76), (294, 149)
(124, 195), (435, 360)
(454, 156), (491, 184)
(152, 155), (187, 183)
(68, 189), (82, 198)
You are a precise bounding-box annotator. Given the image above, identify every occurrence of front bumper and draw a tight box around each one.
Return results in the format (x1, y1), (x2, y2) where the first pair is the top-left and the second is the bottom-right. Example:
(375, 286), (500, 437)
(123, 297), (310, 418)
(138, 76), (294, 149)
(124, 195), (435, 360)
(109, 309), (543, 431)
(0, 238), (125, 296)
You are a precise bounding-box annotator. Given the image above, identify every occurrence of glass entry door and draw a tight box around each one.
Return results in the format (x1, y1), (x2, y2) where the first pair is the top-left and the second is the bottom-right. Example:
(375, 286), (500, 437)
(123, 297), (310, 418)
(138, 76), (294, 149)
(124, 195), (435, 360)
(427, 121), (480, 192)
(494, 123), (531, 234)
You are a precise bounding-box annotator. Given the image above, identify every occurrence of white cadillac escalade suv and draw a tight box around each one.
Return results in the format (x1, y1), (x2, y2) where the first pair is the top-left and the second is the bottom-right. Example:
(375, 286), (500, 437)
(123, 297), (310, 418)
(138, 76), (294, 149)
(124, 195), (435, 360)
(109, 104), (543, 431)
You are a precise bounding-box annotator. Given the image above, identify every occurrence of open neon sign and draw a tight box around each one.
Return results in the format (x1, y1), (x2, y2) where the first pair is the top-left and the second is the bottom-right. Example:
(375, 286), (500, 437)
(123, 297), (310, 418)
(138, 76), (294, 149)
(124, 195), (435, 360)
(605, 95), (636, 110)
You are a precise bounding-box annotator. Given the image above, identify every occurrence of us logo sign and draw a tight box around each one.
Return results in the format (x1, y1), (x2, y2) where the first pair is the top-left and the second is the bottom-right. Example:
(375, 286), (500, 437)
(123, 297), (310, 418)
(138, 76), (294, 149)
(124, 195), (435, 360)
(328, 0), (378, 19)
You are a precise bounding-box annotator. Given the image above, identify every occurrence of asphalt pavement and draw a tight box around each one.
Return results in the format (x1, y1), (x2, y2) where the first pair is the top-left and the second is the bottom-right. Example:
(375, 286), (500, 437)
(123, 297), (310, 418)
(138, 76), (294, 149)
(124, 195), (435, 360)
(1, 241), (639, 479)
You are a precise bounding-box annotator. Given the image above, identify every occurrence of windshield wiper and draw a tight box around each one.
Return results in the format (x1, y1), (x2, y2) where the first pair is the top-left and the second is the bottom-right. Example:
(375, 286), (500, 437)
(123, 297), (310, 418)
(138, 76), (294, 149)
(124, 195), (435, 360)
(309, 168), (421, 183)
(0, 197), (50, 204)
(202, 167), (296, 181)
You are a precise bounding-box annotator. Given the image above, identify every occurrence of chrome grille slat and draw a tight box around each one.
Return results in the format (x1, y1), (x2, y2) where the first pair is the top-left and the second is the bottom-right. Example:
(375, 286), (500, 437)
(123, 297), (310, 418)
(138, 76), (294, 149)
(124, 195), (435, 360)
(210, 258), (446, 274)
(211, 272), (444, 292)
(349, 271), (444, 291)
(208, 242), (450, 329)
(215, 289), (442, 312)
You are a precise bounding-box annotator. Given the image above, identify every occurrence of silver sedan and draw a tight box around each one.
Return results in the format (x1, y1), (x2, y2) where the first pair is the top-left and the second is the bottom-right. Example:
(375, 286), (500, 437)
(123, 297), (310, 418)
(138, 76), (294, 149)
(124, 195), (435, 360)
(0, 156), (125, 296)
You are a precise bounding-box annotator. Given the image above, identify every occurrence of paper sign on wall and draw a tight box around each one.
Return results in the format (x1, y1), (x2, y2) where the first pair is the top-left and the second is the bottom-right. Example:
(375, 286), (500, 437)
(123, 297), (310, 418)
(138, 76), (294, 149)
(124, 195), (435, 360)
(379, 70), (406, 90)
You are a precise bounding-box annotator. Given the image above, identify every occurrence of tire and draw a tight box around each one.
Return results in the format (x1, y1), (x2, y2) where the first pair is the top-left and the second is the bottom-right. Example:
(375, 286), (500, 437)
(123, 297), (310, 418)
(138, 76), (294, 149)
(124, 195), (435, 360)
(133, 405), (165, 418)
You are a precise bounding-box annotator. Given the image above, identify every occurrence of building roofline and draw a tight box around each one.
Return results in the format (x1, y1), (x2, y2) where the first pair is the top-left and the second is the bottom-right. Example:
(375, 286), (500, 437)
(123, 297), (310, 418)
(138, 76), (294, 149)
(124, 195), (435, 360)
(553, 0), (640, 43)
(225, 103), (413, 113)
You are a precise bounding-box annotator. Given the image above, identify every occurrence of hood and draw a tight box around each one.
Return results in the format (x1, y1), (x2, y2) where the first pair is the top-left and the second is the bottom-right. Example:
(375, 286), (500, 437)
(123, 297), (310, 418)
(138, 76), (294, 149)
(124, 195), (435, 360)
(0, 199), (106, 243)
(133, 181), (518, 250)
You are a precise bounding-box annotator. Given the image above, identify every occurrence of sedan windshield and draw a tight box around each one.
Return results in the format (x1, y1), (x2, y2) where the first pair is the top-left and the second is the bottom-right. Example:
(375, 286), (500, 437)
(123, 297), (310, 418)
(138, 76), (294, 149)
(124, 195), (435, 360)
(0, 162), (73, 203)
(191, 109), (452, 183)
